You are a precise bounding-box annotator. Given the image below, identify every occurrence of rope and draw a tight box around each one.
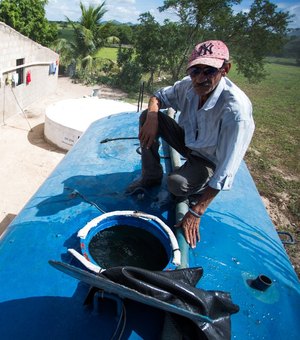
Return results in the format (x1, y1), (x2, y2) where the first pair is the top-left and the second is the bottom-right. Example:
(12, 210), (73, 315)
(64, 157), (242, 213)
(100, 137), (139, 144)
(10, 86), (32, 131)
(110, 304), (127, 340)
(65, 187), (106, 214)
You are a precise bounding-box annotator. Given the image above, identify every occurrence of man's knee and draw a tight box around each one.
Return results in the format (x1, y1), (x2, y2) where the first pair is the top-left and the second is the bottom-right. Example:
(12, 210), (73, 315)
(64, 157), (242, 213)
(168, 167), (211, 197)
(167, 173), (188, 197)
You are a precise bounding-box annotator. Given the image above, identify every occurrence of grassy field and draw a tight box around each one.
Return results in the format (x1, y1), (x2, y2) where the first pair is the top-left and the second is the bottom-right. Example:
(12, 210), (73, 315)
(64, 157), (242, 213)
(229, 61), (299, 217)
(95, 47), (118, 60)
(229, 60), (300, 275)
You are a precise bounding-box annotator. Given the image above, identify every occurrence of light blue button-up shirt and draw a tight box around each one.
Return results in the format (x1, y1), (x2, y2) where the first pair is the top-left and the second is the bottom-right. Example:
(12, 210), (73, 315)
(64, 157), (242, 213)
(154, 76), (255, 190)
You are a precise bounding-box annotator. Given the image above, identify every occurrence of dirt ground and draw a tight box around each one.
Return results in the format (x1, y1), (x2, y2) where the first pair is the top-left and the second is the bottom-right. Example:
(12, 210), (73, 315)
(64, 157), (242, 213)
(0, 77), (119, 233)
(0, 76), (298, 278)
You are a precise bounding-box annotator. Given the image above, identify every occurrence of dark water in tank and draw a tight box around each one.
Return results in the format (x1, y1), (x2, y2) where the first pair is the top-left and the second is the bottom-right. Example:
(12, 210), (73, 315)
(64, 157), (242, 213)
(88, 225), (169, 271)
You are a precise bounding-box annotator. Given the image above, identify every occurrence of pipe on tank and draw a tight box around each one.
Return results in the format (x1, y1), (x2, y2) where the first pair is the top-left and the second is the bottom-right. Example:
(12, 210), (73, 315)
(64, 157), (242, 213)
(167, 108), (190, 269)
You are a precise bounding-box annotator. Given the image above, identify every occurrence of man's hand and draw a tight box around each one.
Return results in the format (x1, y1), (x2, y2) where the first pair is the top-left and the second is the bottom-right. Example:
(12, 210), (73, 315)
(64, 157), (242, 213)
(174, 186), (220, 248)
(175, 211), (201, 248)
(139, 111), (158, 149)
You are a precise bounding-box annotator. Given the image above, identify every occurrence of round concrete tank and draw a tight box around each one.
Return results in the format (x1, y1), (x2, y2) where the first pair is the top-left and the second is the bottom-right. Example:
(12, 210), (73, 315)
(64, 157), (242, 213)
(44, 98), (136, 151)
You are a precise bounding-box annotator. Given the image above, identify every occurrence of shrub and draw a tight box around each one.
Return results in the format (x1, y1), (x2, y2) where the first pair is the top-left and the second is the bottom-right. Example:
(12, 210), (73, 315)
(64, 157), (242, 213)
(115, 61), (143, 93)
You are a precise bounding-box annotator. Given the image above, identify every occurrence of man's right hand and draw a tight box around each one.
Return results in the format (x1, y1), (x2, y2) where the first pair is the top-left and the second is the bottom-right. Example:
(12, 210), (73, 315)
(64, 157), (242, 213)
(174, 211), (201, 248)
(139, 111), (158, 149)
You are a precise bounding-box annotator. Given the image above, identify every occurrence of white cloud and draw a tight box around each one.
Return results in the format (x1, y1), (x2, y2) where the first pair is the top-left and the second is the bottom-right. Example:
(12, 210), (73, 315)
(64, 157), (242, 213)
(104, 0), (140, 22)
(46, 0), (298, 27)
(104, 0), (177, 23)
(286, 4), (300, 28)
(233, 1), (300, 28)
(46, 0), (82, 21)
(271, 2), (300, 28)
(45, 0), (177, 23)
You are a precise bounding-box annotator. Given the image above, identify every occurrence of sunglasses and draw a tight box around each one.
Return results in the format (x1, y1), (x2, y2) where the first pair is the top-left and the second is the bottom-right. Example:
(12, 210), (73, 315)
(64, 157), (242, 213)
(188, 66), (220, 78)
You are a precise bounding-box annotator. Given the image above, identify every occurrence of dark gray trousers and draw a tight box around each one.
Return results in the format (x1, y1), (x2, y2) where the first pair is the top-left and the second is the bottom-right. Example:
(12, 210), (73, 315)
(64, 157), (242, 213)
(140, 110), (215, 199)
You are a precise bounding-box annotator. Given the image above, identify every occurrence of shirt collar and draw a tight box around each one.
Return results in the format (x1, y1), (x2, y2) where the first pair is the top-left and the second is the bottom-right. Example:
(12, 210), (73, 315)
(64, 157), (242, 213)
(187, 77), (226, 110)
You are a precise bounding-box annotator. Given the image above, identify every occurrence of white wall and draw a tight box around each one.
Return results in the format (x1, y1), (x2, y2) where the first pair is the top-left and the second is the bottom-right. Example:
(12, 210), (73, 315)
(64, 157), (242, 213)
(0, 22), (59, 124)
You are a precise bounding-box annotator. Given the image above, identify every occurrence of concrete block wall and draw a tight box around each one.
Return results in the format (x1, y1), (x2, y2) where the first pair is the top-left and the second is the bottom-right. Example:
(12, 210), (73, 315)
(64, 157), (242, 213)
(0, 22), (59, 124)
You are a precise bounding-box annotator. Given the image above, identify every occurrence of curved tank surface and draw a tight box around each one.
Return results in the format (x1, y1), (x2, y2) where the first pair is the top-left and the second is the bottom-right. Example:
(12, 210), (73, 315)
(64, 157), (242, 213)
(0, 111), (299, 339)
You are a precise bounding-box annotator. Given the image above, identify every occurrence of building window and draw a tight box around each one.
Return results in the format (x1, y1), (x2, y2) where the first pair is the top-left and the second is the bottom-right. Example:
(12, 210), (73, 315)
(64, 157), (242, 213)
(16, 58), (25, 85)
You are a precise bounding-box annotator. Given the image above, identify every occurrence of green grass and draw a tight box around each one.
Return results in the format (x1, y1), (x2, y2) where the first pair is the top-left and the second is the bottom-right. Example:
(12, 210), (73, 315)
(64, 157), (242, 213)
(94, 47), (118, 60)
(229, 61), (300, 222)
(229, 62), (300, 173)
(266, 57), (299, 67)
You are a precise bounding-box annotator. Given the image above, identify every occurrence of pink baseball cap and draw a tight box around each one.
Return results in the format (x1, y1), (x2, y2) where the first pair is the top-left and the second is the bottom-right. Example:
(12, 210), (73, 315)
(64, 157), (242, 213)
(187, 40), (229, 69)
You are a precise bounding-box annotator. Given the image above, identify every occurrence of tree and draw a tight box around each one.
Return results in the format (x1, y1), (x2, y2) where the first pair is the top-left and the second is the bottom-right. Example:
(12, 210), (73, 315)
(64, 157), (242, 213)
(0, 0), (57, 46)
(159, 21), (196, 81)
(61, 1), (107, 81)
(66, 1), (107, 58)
(220, 0), (291, 81)
(158, 0), (290, 82)
(50, 38), (75, 74)
(134, 13), (165, 88)
(116, 59), (143, 93)
(101, 21), (120, 42)
(101, 22), (134, 45)
(116, 24), (134, 45)
(117, 45), (134, 67)
(115, 45), (142, 93)
(78, 0), (107, 49)
(283, 36), (300, 65)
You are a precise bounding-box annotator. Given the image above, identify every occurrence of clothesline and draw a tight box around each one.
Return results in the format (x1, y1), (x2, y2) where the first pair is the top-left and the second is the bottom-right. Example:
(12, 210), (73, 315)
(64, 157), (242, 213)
(1, 61), (56, 75)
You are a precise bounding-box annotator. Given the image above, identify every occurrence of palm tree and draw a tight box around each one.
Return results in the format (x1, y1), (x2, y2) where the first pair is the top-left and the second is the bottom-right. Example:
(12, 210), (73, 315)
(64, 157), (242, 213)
(59, 1), (107, 79)
(67, 1), (107, 58)
(79, 1), (107, 38)
(50, 38), (76, 74)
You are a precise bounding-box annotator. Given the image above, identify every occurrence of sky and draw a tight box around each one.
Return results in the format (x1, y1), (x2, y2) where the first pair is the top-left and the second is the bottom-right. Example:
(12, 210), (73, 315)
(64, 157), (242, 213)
(45, 0), (300, 28)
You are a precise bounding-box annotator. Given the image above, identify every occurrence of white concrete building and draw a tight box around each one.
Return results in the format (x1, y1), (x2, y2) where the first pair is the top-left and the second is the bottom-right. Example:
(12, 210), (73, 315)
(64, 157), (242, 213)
(0, 22), (59, 125)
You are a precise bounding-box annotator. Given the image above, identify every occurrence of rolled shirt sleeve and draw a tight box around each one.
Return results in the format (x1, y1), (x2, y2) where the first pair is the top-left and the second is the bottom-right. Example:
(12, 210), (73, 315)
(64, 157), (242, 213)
(154, 77), (193, 112)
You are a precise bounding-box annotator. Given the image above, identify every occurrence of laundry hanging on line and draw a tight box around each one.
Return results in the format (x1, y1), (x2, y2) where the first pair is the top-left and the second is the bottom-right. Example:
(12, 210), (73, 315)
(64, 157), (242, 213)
(26, 70), (31, 85)
(12, 73), (19, 86)
(49, 62), (57, 75)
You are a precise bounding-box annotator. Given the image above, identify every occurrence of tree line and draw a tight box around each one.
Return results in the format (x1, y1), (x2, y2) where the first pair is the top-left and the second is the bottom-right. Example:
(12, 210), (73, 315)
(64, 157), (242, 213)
(0, 0), (298, 93)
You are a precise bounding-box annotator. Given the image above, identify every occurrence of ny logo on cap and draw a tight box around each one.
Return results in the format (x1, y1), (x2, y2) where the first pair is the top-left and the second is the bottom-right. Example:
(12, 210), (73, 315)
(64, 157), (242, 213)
(197, 43), (214, 56)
